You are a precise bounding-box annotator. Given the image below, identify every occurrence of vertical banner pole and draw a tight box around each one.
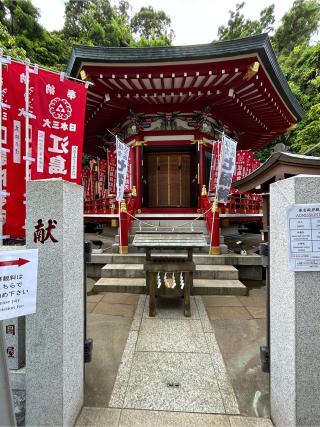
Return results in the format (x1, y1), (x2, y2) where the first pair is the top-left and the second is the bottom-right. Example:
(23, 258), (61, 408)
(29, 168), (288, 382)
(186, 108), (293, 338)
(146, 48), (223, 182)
(24, 59), (30, 183)
(0, 321), (16, 427)
(209, 136), (223, 254)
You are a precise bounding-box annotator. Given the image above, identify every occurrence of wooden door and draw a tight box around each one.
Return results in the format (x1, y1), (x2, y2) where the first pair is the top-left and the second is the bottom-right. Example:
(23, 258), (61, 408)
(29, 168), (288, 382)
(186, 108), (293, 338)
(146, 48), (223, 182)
(146, 153), (190, 207)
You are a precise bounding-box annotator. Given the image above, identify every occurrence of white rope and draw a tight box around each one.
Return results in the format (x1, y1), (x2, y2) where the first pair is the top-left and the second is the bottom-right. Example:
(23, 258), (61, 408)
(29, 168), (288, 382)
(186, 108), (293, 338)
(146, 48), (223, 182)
(126, 207), (212, 230)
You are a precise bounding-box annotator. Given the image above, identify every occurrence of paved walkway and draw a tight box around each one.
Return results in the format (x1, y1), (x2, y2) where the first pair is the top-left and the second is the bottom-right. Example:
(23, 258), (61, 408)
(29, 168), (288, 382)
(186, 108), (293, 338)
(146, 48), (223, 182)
(78, 293), (272, 426)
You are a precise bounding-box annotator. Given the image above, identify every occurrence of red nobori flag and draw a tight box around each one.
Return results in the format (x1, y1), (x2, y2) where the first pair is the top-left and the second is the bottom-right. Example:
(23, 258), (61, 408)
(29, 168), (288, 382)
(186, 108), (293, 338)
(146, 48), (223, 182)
(3, 61), (36, 238)
(31, 70), (87, 184)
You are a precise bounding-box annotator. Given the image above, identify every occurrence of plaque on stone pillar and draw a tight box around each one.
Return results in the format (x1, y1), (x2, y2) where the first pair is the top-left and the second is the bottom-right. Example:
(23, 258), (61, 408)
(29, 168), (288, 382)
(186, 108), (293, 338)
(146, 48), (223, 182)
(2, 317), (25, 370)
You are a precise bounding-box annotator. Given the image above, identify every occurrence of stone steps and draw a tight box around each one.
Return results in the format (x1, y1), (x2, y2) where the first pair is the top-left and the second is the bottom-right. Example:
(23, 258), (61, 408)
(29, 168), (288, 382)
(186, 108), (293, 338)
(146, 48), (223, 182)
(91, 253), (261, 266)
(93, 277), (247, 295)
(101, 263), (239, 280)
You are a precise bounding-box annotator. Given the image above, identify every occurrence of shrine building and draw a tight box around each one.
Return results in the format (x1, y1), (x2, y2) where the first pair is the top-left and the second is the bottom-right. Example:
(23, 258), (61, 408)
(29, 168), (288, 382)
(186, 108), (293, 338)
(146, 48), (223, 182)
(66, 34), (304, 227)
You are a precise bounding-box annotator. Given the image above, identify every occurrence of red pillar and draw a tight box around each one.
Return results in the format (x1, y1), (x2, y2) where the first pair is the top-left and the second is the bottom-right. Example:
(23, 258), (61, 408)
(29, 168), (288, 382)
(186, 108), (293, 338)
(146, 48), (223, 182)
(198, 139), (205, 208)
(210, 200), (220, 255)
(119, 199), (128, 254)
(133, 140), (143, 209)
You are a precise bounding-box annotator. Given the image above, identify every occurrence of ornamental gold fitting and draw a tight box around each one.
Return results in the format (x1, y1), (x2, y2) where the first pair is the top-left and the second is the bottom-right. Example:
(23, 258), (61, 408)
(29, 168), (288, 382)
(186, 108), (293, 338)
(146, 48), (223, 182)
(131, 186), (137, 196)
(120, 199), (127, 212)
(201, 185), (207, 196)
(211, 200), (218, 213)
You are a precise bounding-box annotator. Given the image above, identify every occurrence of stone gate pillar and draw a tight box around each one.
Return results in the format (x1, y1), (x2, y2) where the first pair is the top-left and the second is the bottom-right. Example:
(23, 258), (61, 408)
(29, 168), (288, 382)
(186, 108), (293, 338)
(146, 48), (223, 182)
(25, 179), (83, 426)
(270, 175), (320, 426)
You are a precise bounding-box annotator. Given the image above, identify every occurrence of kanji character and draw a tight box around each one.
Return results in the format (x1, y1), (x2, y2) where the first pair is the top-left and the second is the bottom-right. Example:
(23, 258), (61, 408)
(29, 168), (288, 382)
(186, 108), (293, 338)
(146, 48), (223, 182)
(46, 84), (55, 95)
(69, 123), (77, 132)
(48, 134), (69, 154)
(217, 187), (230, 203)
(6, 347), (14, 358)
(6, 325), (15, 335)
(43, 119), (51, 128)
(49, 155), (67, 175)
(44, 219), (58, 243)
(219, 171), (232, 188)
(52, 121), (60, 130)
(67, 89), (76, 100)
(222, 157), (235, 171)
(34, 219), (45, 244)
(20, 73), (26, 84)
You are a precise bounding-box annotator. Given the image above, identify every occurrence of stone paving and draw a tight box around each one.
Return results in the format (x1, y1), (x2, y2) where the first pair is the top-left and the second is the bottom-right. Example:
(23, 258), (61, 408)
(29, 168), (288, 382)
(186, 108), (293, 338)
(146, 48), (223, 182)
(108, 295), (239, 415)
(81, 286), (270, 426)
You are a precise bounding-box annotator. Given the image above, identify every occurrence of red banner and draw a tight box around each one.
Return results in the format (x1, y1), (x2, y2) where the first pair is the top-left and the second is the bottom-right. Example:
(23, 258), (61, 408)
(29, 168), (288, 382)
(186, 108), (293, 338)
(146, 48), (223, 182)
(3, 61), (36, 238)
(31, 70), (87, 184)
(209, 144), (261, 195)
(107, 148), (116, 194)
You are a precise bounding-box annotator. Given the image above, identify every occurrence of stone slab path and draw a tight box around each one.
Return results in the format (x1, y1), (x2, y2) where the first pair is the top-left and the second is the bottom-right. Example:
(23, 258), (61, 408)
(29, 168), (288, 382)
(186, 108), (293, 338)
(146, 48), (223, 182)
(108, 295), (239, 415)
(78, 293), (273, 426)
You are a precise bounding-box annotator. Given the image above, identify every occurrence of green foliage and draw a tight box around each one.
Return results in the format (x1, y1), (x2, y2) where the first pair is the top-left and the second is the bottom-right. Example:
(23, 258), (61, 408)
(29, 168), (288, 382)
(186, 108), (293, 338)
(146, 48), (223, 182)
(218, 0), (320, 157)
(0, 21), (25, 57)
(130, 6), (174, 43)
(217, 2), (275, 40)
(0, 0), (174, 66)
(273, 0), (320, 56)
(291, 104), (320, 153)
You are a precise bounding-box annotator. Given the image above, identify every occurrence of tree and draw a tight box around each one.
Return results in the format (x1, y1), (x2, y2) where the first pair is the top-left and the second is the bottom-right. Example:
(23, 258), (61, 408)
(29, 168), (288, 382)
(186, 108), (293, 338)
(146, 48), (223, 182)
(0, 21), (25, 57)
(218, 1), (320, 158)
(273, 0), (320, 56)
(63, 0), (91, 40)
(217, 2), (275, 41)
(63, 0), (132, 47)
(130, 6), (174, 43)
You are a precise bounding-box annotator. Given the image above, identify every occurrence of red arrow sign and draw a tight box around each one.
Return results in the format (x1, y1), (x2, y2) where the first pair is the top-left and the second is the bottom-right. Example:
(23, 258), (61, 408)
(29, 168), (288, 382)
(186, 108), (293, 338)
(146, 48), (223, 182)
(0, 258), (30, 267)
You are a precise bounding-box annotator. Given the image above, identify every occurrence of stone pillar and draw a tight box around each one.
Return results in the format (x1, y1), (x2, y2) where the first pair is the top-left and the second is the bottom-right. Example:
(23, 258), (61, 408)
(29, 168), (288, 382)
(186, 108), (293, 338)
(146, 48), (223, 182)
(25, 179), (83, 426)
(270, 175), (320, 426)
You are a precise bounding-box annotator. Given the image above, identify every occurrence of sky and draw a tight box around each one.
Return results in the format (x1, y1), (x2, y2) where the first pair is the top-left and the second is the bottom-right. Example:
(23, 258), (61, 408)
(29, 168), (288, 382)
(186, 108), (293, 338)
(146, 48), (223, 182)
(31, 0), (296, 45)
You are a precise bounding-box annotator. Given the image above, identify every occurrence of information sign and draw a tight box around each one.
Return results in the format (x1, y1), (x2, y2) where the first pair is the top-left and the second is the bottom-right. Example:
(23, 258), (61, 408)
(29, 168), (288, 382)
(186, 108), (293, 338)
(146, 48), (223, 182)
(287, 204), (320, 271)
(0, 249), (38, 320)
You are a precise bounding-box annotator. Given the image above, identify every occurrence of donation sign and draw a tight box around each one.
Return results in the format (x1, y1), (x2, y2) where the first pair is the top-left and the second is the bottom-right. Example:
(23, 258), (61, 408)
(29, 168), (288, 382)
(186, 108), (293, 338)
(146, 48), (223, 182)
(287, 204), (320, 271)
(0, 249), (38, 320)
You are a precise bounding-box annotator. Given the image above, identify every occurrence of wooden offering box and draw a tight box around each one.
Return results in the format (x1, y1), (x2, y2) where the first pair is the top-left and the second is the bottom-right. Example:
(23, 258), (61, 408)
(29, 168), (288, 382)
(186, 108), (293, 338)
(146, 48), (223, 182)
(132, 232), (207, 317)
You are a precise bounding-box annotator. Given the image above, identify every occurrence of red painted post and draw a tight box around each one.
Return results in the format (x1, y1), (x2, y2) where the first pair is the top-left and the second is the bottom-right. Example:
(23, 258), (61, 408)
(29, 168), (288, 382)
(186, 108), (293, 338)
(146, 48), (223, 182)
(198, 140), (205, 207)
(119, 199), (129, 254)
(210, 200), (220, 255)
(134, 140), (143, 209)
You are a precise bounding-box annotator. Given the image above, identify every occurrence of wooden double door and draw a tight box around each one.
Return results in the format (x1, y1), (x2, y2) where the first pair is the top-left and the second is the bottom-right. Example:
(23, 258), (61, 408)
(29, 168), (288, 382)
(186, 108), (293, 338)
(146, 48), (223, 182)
(146, 152), (191, 207)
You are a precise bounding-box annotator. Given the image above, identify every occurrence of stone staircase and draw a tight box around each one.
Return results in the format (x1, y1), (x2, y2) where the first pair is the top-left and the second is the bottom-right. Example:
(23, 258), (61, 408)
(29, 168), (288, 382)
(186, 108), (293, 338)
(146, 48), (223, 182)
(89, 219), (264, 296)
(93, 253), (248, 296)
(112, 219), (228, 254)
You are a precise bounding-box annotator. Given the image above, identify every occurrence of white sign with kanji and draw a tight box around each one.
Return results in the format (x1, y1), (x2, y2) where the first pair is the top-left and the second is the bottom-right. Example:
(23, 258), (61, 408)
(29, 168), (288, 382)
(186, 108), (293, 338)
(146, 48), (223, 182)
(116, 136), (130, 202)
(216, 135), (237, 204)
(0, 249), (38, 320)
(287, 204), (320, 271)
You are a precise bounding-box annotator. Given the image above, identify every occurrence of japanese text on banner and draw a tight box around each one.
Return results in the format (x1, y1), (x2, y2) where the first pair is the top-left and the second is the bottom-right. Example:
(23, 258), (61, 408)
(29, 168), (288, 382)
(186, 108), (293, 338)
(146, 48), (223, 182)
(31, 71), (87, 184)
(3, 61), (35, 238)
(116, 137), (130, 202)
(216, 136), (237, 204)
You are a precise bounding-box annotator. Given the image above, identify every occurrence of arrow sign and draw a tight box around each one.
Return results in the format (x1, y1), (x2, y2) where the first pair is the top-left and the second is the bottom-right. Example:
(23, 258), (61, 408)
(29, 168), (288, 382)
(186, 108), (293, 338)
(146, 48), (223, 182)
(0, 258), (30, 268)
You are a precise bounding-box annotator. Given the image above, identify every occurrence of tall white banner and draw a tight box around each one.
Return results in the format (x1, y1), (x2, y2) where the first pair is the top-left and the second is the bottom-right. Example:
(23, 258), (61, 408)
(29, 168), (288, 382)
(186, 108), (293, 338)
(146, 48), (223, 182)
(116, 136), (130, 202)
(216, 135), (237, 204)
